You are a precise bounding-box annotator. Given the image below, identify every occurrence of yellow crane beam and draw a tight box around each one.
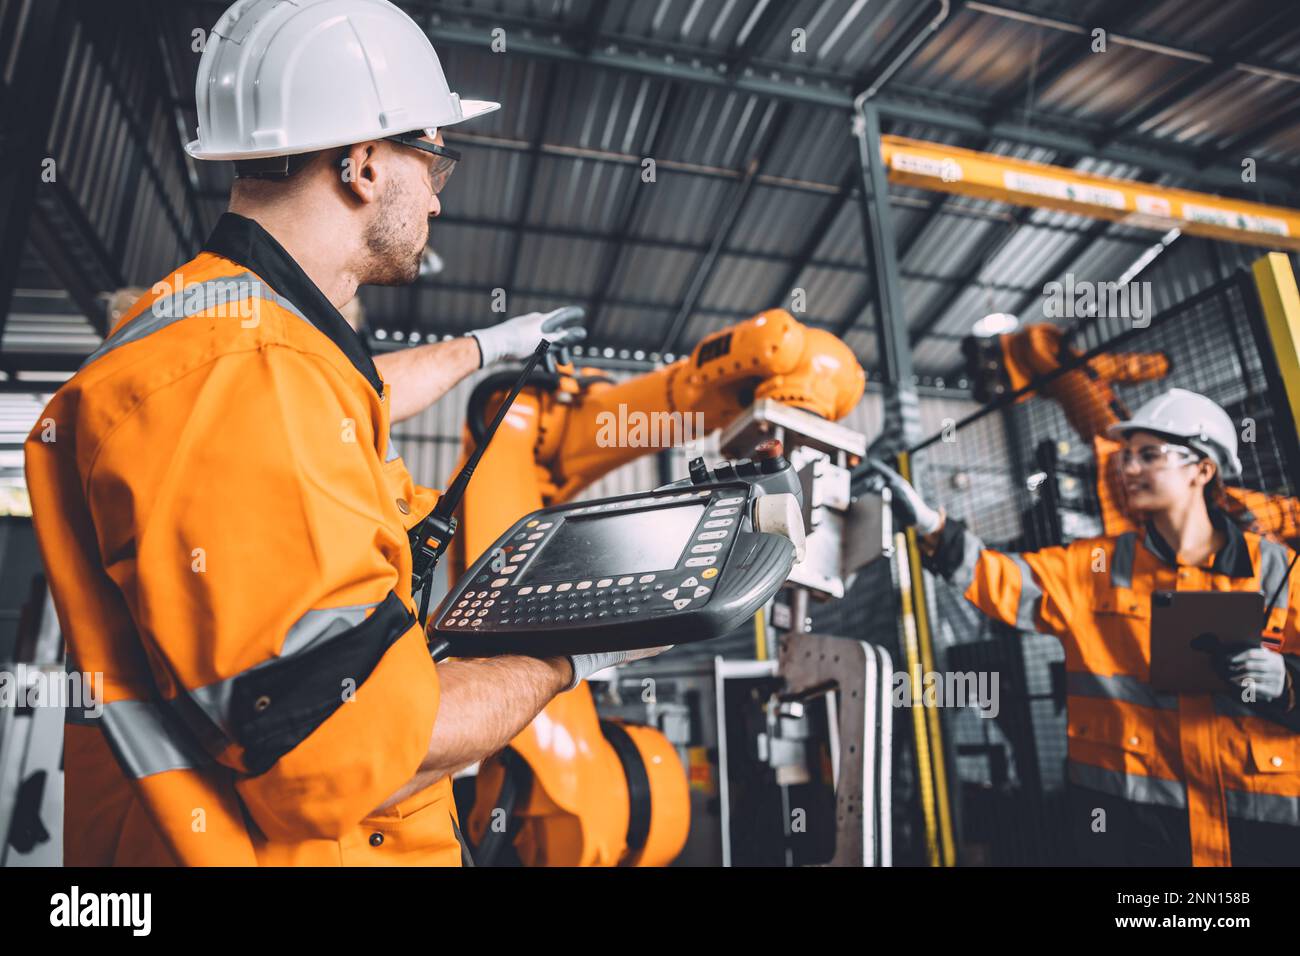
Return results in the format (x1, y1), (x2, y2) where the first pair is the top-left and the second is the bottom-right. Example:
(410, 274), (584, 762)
(881, 135), (1300, 252)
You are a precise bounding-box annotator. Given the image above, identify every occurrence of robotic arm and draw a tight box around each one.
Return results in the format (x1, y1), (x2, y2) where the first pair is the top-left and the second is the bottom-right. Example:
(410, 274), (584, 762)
(447, 310), (865, 867)
(450, 310), (865, 573)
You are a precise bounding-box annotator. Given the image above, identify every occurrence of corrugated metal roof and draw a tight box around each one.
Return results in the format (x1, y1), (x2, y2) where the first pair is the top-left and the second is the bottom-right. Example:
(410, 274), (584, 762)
(6, 0), (1300, 400)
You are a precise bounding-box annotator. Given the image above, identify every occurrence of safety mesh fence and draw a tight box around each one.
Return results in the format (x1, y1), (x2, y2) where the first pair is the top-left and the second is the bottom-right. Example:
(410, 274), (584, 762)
(831, 270), (1300, 865)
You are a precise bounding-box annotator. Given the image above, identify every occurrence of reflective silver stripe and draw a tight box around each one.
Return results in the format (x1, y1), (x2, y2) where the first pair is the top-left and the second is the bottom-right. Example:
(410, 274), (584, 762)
(187, 601), (381, 742)
(1258, 537), (1290, 611)
(81, 272), (311, 369)
(69, 602), (386, 771)
(1224, 789), (1300, 826)
(99, 700), (210, 778)
(1068, 760), (1187, 809)
(1110, 532), (1136, 589)
(1067, 672), (1178, 710)
(1008, 553), (1042, 631)
(1073, 764), (1300, 827)
(950, 528), (985, 593)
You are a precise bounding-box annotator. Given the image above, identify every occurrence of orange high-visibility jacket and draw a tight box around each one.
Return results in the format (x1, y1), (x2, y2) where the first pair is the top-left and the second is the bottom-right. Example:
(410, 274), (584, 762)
(25, 213), (460, 865)
(928, 512), (1300, 866)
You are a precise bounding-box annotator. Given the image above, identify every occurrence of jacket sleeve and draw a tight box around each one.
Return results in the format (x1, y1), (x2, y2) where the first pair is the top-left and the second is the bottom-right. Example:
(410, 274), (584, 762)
(86, 344), (438, 841)
(922, 518), (1077, 637)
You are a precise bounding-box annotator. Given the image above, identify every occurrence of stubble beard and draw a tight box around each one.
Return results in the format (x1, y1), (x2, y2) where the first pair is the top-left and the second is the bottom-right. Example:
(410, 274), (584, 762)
(362, 180), (427, 286)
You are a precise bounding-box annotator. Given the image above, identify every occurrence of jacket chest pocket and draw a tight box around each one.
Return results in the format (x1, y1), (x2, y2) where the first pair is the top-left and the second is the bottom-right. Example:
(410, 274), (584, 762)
(1248, 733), (1299, 775)
(1067, 706), (1154, 757)
(381, 456), (440, 534)
(1093, 585), (1149, 621)
(1090, 586), (1151, 673)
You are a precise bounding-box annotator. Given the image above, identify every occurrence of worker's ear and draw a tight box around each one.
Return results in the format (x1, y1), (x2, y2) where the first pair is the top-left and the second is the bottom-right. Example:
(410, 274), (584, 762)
(1194, 457), (1217, 488)
(338, 141), (385, 204)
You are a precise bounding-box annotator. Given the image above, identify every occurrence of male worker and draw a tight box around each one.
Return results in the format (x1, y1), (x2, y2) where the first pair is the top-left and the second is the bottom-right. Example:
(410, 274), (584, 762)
(868, 389), (1300, 866)
(24, 0), (661, 866)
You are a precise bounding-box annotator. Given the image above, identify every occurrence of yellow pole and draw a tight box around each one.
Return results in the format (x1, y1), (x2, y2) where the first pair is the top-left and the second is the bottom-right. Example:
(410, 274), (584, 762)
(1251, 254), (1300, 437)
(892, 526), (939, 865)
(898, 452), (957, 866)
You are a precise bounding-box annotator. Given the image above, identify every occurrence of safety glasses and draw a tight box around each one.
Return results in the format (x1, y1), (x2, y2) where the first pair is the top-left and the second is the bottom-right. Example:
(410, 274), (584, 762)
(1119, 443), (1201, 470)
(384, 131), (461, 195)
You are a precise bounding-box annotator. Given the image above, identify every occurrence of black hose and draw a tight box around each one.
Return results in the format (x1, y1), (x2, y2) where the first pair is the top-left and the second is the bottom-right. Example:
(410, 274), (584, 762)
(465, 370), (615, 445)
(466, 369), (560, 446)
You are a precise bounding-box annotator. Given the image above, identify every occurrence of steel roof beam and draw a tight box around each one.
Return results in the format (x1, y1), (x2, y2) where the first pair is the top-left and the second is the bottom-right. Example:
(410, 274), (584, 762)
(496, 63), (561, 329)
(659, 102), (793, 353)
(76, 10), (201, 253)
(979, 0), (1134, 130)
(391, 273), (1032, 316)
(150, 1), (210, 247)
(903, 204), (1040, 347)
(193, 1), (1300, 195)
(0, 0), (70, 337)
(1100, 5), (1300, 151)
(1207, 101), (1300, 168)
(27, 204), (114, 337)
(764, 167), (857, 308)
(891, 0), (1132, 350)
(965, 2), (1300, 84)
(1006, 218), (1113, 326)
(409, 15), (1300, 198)
(586, 83), (679, 339)
(726, 0), (791, 76)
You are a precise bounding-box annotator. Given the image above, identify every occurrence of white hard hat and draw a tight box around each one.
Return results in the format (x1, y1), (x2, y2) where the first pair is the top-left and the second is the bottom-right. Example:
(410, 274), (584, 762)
(187, 0), (499, 161)
(1107, 388), (1242, 479)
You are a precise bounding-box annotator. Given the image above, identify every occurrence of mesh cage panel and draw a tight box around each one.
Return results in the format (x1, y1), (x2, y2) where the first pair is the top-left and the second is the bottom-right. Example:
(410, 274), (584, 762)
(835, 270), (1300, 864)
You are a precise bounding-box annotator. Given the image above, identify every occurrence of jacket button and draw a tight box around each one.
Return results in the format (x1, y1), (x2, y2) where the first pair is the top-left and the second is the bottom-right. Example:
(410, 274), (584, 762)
(254, 695), (272, 713)
(1272, 756), (1284, 768)
(370, 832), (384, 847)
(1128, 735), (1140, 747)
(396, 498), (410, 515)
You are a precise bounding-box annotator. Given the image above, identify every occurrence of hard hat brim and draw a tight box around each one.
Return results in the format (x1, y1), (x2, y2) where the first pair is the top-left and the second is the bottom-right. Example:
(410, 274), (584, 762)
(185, 100), (501, 161)
(447, 99), (501, 125)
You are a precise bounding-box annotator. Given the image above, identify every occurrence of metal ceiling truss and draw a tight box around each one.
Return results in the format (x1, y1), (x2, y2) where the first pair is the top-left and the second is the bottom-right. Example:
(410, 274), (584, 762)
(395, 1), (1300, 199)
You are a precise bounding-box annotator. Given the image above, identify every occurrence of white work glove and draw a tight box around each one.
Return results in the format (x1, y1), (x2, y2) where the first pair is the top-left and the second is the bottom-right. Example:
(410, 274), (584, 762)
(469, 306), (586, 368)
(1227, 647), (1287, 702)
(566, 646), (672, 691)
(862, 459), (943, 535)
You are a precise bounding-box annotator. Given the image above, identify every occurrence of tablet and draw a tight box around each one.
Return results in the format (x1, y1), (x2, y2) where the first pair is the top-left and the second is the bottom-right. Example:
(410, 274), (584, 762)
(1148, 590), (1263, 693)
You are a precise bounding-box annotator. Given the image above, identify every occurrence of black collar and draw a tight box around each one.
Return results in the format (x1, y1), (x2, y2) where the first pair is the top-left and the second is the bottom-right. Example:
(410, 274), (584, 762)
(1142, 507), (1255, 578)
(202, 212), (383, 396)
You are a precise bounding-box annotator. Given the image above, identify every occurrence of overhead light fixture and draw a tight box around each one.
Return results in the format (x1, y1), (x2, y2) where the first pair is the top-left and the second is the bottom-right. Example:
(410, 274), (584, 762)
(972, 312), (1019, 338)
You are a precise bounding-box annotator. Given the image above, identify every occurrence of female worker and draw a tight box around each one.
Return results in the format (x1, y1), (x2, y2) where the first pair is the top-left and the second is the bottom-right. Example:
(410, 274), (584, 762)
(868, 388), (1300, 866)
